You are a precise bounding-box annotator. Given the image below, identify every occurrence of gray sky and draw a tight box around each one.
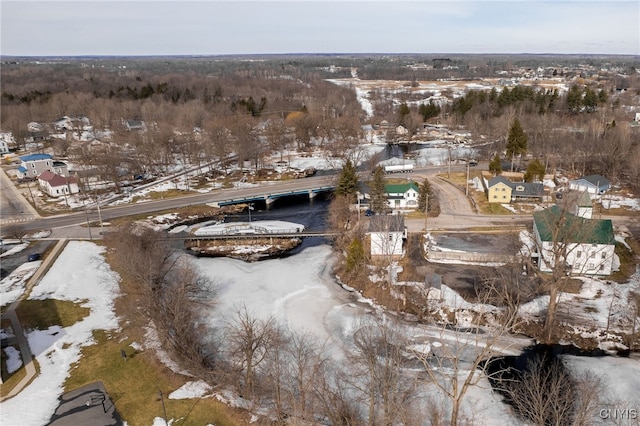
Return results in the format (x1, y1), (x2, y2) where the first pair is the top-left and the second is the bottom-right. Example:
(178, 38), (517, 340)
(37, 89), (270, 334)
(2, 1), (639, 56)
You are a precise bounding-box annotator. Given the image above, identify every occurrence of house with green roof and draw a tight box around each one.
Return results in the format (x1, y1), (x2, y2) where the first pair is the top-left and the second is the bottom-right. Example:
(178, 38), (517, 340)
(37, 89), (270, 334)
(532, 205), (615, 275)
(385, 181), (420, 210)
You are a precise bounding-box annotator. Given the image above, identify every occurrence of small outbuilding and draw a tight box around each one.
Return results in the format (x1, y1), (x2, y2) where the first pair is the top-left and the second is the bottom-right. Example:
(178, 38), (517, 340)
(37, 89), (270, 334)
(569, 174), (610, 197)
(368, 215), (406, 257)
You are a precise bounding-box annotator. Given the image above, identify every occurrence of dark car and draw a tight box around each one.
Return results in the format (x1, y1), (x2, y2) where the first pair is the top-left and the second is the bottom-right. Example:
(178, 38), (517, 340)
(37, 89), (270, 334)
(468, 160), (478, 167)
(28, 253), (41, 261)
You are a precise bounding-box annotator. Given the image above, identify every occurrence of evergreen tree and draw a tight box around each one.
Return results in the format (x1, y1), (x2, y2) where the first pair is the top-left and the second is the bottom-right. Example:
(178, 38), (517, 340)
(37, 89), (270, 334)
(524, 159), (545, 182)
(505, 118), (528, 160)
(418, 101), (440, 121)
(582, 87), (597, 112)
(418, 177), (432, 213)
(566, 85), (583, 112)
(369, 166), (388, 213)
(598, 89), (608, 105)
(346, 237), (366, 273)
(489, 153), (502, 175)
(397, 103), (411, 126)
(335, 159), (359, 200)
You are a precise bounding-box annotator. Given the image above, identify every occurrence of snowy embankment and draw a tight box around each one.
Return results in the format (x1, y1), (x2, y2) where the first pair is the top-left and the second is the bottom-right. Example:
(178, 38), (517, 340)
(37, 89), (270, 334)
(0, 241), (120, 426)
(0, 260), (41, 307)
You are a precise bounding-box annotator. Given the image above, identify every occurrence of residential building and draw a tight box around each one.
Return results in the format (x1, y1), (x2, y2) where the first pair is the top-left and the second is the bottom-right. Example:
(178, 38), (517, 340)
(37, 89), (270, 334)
(16, 153), (54, 179)
(569, 174), (610, 196)
(565, 190), (593, 219)
(0, 132), (15, 154)
(38, 171), (79, 197)
(368, 215), (406, 257)
(510, 182), (545, 202)
(487, 176), (513, 203)
(532, 205), (615, 276)
(487, 176), (544, 203)
(52, 161), (69, 176)
(385, 181), (420, 210)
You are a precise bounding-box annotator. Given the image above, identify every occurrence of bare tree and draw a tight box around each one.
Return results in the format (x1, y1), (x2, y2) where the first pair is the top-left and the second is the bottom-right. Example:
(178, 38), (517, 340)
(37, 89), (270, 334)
(409, 277), (526, 426)
(224, 305), (278, 400)
(493, 353), (604, 426)
(349, 318), (416, 426)
(2, 223), (27, 243)
(284, 330), (330, 421)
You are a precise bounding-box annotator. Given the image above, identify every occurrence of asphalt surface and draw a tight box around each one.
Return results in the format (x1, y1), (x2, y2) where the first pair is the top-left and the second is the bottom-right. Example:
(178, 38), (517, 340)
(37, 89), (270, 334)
(47, 381), (122, 426)
(0, 239), (57, 278)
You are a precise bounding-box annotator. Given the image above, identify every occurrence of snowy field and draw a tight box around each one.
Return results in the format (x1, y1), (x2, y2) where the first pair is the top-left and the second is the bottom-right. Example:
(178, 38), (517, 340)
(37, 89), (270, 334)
(0, 241), (120, 426)
(1, 238), (638, 425)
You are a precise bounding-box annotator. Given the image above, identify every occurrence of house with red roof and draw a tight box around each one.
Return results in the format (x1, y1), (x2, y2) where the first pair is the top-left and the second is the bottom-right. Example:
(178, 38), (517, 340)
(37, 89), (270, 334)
(38, 171), (79, 197)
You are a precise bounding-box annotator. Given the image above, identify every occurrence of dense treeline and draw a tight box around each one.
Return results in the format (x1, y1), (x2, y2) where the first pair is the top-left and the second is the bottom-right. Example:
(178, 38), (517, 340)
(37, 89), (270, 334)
(1, 55), (639, 190)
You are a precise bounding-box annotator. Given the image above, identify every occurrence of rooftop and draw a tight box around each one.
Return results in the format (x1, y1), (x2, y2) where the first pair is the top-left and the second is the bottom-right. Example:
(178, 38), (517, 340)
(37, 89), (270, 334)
(533, 205), (614, 245)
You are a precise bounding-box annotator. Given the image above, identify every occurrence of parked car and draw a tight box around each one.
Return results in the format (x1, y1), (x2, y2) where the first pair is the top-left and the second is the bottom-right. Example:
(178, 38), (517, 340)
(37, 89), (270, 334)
(468, 160), (478, 167)
(28, 253), (41, 261)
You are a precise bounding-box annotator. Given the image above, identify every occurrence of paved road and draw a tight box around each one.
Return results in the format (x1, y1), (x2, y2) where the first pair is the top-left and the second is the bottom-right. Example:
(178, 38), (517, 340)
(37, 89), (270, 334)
(0, 167), (39, 223)
(4, 173), (339, 233)
(3, 165), (635, 236)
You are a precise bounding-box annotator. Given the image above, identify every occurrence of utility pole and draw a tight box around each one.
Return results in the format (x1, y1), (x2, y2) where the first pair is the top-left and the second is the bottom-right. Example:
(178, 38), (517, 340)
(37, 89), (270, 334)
(465, 162), (470, 196)
(424, 192), (429, 233)
(83, 197), (93, 241)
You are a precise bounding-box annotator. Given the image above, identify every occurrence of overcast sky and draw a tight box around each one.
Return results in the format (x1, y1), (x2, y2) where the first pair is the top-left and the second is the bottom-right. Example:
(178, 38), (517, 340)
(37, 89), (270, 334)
(2, 1), (639, 56)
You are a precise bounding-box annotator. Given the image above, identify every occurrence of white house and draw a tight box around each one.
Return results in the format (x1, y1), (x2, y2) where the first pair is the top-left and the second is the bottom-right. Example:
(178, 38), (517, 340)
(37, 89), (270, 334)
(16, 153), (54, 179)
(569, 174), (610, 197)
(532, 205), (615, 276)
(385, 181), (420, 210)
(565, 190), (593, 219)
(0, 132), (15, 154)
(38, 171), (79, 197)
(368, 215), (406, 257)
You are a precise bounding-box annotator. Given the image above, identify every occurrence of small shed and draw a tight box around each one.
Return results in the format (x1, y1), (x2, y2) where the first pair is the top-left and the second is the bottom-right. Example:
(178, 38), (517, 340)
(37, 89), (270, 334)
(368, 215), (406, 257)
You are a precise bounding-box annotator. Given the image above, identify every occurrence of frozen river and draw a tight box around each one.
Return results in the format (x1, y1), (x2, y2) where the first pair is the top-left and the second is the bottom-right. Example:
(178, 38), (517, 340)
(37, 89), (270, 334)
(194, 244), (361, 353)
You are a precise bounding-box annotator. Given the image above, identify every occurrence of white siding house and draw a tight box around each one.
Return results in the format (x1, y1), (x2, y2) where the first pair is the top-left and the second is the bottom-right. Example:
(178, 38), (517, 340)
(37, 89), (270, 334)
(38, 171), (79, 197)
(532, 205), (615, 276)
(0, 132), (14, 154)
(385, 181), (420, 210)
(569, 174), (610, 197)
(368, 215), (406, 257)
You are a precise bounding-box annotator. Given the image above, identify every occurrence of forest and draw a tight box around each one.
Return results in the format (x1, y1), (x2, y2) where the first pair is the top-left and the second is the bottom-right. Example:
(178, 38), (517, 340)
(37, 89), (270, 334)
(1, 54), (639, 191)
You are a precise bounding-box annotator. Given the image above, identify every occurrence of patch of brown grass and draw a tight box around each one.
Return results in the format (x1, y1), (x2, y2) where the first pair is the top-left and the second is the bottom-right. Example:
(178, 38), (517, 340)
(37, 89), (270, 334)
(16, 299), (90, 330)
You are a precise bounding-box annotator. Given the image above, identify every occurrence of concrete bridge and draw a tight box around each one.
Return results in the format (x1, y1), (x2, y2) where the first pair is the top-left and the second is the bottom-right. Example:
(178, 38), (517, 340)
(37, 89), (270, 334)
(207, 184), (335, 208)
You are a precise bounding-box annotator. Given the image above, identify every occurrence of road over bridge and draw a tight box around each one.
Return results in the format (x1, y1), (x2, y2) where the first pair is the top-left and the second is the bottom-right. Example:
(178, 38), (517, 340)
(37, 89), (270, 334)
(3, 174), (338, 233)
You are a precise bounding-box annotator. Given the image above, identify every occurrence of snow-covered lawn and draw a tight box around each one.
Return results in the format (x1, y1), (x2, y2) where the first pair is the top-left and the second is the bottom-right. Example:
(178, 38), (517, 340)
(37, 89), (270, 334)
(0, 241), (120, 426)
(0, 260), (41, 307)
(3, 346), (22, 374)
(519, 270), (640, 351)
(0, 242), (29, 258)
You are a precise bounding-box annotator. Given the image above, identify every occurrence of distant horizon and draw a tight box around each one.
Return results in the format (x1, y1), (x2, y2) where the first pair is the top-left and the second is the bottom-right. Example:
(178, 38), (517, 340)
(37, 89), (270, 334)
(2, 52), (638, 59)
(2, 1), (638, 57)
